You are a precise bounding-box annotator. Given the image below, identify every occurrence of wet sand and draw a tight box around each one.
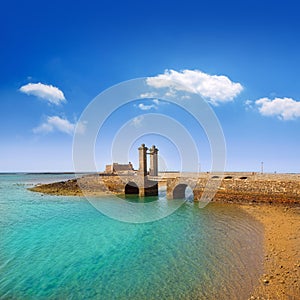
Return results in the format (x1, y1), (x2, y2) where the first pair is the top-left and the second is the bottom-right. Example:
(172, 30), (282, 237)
(241, 204), (300, 299)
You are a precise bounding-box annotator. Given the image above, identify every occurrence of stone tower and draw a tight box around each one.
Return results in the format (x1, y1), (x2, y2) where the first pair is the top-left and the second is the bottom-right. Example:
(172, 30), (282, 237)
(138, 144), (148, 176)
(149, 145), (159, 176)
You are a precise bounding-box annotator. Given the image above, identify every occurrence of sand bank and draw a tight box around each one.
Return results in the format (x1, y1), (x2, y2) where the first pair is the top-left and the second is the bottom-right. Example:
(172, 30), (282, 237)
(241, 204), (300, 299)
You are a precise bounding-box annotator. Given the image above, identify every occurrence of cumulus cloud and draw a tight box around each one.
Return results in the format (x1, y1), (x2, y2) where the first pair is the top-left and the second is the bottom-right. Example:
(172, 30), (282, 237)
(33, 116), (86, 135)
(255, 97), (300, 120)
(135, 99), (164, 111)
(146, 69), (243, 105)
(20, 82), (66, 105)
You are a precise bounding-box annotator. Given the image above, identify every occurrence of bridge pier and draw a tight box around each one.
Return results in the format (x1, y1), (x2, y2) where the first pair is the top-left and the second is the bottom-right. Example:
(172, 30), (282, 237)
(123, 176), (158, 197)
(137, 144), (158, 197)
(139, 177), (158, 197)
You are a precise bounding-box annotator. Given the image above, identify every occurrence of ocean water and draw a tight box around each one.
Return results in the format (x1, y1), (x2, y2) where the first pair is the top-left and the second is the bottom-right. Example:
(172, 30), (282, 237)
(0, 174), (264, 299)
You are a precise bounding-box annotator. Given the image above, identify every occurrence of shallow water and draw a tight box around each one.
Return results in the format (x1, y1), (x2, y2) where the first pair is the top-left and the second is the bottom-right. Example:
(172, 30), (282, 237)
(0, 174), (264, 299)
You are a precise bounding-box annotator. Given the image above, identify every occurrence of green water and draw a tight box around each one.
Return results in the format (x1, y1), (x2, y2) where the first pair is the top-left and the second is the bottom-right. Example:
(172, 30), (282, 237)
(0, 174), (263, 299)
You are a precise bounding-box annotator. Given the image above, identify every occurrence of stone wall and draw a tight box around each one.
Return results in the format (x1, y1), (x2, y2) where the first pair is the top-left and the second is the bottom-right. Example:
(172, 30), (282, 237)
(192, 175), (300, 204)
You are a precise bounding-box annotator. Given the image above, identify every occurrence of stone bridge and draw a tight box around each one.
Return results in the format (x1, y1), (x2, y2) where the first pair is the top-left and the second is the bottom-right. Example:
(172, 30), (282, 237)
(103, 172), (257, 200)
(99, 142), (300, 204)
(98, 174), (159, 197)
(165, 177), (198, 199)
(100, 174), (201, 200)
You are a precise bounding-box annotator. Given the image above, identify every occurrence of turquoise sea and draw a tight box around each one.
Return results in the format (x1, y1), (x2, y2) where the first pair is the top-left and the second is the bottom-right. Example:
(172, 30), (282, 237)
(0, 174), (264, 299)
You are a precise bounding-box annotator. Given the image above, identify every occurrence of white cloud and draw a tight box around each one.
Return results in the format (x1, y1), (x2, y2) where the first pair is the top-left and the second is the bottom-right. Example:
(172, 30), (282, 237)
(140, 92), (158, 98)
(255, 97), (300, 120)
(164, 88), (177, 98)
(32, 122), (53, 134)
(131, 116), (144, 127)
(20, 82), (66, 105)
(146, 69), (243, 105)
(33, 116), (85, 135)
(136, 99), (163, 111)
(138, 103), (157, 110)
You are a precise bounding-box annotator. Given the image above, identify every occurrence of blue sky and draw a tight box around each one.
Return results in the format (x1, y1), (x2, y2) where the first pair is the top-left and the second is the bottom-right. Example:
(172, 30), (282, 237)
(0, 0), (300, 172)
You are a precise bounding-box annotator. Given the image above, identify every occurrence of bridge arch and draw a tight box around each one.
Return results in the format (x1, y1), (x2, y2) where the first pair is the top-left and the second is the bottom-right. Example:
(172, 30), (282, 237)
(125, 181), (139, 195)
(173, 184), (194, 200)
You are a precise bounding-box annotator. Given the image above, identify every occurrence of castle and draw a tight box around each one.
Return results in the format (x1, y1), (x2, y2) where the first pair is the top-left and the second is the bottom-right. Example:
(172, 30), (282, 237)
(105, 144), (159, 177)
(104, 144), (159, 196)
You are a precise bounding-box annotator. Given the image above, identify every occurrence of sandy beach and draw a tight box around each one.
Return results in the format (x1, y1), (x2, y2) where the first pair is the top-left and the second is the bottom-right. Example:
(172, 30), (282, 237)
(241, 204), (300, 300)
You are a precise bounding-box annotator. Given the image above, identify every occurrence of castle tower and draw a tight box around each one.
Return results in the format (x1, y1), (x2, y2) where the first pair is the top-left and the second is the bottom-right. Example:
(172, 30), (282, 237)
(138, 144), (148, 176)
(149, 145), (159, 176)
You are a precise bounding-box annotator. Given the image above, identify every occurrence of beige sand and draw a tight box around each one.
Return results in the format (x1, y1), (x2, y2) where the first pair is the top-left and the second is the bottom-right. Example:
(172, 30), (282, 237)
(241, 204), (300, 300)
